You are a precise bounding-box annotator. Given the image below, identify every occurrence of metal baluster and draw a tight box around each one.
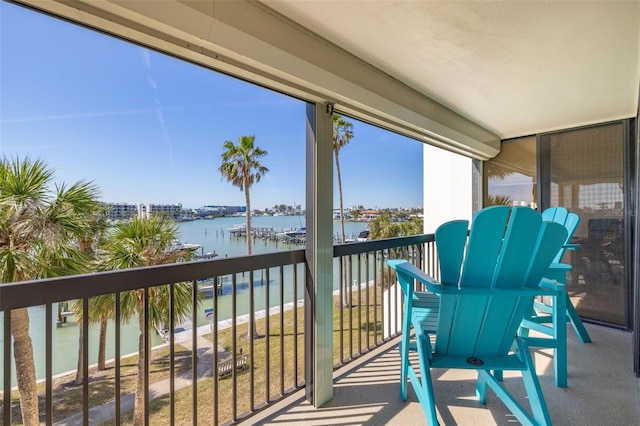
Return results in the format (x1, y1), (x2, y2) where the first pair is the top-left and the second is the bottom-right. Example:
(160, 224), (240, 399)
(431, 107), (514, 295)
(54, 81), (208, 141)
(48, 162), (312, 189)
(45, 303), (52, 425)
(115, 292), (121, 426)
(3, 309), (11, 426)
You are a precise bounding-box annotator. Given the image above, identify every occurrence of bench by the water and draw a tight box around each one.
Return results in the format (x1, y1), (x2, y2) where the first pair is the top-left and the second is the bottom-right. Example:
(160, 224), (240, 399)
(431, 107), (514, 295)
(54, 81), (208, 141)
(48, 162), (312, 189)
(218, 353), (249, 379)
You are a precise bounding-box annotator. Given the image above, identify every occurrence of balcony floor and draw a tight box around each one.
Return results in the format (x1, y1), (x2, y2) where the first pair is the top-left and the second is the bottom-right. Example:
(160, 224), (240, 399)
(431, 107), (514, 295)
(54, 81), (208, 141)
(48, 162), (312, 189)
(250, 323), (640, 425)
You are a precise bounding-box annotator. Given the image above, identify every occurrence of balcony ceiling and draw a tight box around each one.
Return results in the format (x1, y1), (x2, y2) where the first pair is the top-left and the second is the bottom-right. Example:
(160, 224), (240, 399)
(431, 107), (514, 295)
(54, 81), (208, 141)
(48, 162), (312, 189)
(262, 1), (640, 139)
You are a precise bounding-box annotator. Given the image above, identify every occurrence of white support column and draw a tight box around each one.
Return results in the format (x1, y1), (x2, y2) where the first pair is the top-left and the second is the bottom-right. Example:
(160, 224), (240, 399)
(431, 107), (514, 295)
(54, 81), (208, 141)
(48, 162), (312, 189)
(305, 102), (334, 406)
(423, 144), (473, 233)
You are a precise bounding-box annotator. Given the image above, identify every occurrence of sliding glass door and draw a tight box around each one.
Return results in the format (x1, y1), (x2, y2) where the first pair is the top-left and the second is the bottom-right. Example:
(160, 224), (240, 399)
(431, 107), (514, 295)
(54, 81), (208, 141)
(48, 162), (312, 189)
(539, 122), (631, 327)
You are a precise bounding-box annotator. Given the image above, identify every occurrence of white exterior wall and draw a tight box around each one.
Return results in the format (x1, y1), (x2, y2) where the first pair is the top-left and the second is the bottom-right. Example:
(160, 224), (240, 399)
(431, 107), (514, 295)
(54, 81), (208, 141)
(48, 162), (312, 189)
(138, 204), (147, 219)
(423, 144), (473, 234)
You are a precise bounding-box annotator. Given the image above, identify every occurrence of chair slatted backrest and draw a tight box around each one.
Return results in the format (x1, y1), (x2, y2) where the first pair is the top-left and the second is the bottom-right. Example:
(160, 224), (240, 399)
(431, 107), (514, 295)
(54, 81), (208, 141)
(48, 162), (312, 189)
(542, 207), (581, 263)
(434, 206), (567, 358)
(434, 219), (469, 286)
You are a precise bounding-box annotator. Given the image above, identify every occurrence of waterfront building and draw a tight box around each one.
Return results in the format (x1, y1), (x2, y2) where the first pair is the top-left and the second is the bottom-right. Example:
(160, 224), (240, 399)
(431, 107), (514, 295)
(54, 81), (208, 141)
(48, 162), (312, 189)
(140, 203), (183, 220)
(360, 209), (380, 222)
(201, 205), (246, 216)
(194, 206), (223, 218)
(103, 202), (139, 221)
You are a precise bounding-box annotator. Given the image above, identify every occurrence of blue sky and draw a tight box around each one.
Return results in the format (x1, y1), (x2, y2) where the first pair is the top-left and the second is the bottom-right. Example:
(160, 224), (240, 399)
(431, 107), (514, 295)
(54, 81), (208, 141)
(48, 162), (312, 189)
(1, 2), (423, 210)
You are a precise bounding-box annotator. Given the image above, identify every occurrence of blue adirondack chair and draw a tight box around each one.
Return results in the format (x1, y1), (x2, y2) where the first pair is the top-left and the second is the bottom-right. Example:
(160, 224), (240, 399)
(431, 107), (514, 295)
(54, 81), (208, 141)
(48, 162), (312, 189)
(519, 207), (592, 387)
(538, 207), (591, 343)
(389, 206), (567, 426)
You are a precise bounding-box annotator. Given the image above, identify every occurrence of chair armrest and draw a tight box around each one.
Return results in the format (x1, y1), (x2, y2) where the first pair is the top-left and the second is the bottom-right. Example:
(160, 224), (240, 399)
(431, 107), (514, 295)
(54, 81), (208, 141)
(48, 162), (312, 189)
(539, 277), (565, 292)
(548, 262), (572, 272)
(389, 260), (557, 297)
(387, 259), (439, 289)
(436, 285), (556, 297)
(387, 259), (411, 269)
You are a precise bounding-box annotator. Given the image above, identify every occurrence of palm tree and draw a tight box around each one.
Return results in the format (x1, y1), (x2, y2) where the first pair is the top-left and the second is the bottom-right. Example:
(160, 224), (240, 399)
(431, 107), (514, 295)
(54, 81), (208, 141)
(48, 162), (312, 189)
(0, 156), (101, 425)
(399, 216), (424, 237)
(487, 194), (514, 206)
(219, 135), (268, 256)
(67, 205), (111, 386)
(72, 293), (111, 386)
(332, 114), (354, 243)
(219, 135), (268, 338)
(369, 211), (403, 289)
(64, 207), (109, 385)
(99, 216), (198, 425)
(369, 211), (400, 240)
(332, 115), (354, 307)
(73, 291), (118, 386)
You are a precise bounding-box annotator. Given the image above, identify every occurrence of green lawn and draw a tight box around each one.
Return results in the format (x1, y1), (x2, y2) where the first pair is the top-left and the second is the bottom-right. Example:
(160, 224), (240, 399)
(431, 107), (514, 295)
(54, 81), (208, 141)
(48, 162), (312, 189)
(5, 287), (386, 425)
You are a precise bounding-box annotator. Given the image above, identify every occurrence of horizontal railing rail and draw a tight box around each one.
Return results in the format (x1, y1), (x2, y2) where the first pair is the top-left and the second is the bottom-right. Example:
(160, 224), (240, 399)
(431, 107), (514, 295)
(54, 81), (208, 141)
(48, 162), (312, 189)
(333, 233), (435, 257)
(1, 234), (437, 425)
(0, 250), (306, 311)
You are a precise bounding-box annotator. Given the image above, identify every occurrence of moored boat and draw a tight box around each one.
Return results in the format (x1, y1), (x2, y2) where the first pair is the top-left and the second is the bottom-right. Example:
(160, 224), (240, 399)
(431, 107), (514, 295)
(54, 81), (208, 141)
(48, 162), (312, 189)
(170, 239), (201, 251)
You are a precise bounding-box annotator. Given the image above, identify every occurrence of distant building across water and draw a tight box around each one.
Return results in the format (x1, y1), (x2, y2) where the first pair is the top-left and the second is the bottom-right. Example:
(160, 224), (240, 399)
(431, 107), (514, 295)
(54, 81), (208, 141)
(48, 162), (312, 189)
(103, 202), (246, 221)
(197, 205), (246, 218)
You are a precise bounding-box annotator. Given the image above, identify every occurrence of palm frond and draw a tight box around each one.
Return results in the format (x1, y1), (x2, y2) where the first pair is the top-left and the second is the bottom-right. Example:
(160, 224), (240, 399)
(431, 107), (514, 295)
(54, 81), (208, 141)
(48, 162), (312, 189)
(97, 216), (201, 325)
(0, 156), (102, 283)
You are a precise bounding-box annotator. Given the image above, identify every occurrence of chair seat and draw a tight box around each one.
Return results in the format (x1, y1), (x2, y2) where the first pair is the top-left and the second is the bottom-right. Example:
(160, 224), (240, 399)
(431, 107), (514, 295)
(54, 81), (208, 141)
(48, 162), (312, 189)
(431, 352), (528, 371)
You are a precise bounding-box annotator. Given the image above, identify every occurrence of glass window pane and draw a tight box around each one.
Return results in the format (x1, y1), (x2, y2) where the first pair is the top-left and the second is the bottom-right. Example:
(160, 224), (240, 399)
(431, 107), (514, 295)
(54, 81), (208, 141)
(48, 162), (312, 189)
(485, 136), (537, 208)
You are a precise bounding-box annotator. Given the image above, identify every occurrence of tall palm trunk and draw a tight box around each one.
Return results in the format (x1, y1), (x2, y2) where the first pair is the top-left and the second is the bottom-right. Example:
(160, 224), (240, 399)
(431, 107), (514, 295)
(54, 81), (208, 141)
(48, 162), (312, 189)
(335, 150), (346, 244)
(75, 323), (84, 386)
(245, 187), (260, 338)
(245, 186), (253, 255)
(11, 308), (40, 425)
(98, 317), (108, 370)
(133, 299), (146, 426)
(335, 150), (351, 308)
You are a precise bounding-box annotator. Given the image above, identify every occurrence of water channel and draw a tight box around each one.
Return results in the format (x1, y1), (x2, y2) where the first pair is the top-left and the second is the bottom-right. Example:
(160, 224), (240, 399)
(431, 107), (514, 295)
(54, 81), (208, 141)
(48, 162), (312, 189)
(0, 217), (368, 386)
